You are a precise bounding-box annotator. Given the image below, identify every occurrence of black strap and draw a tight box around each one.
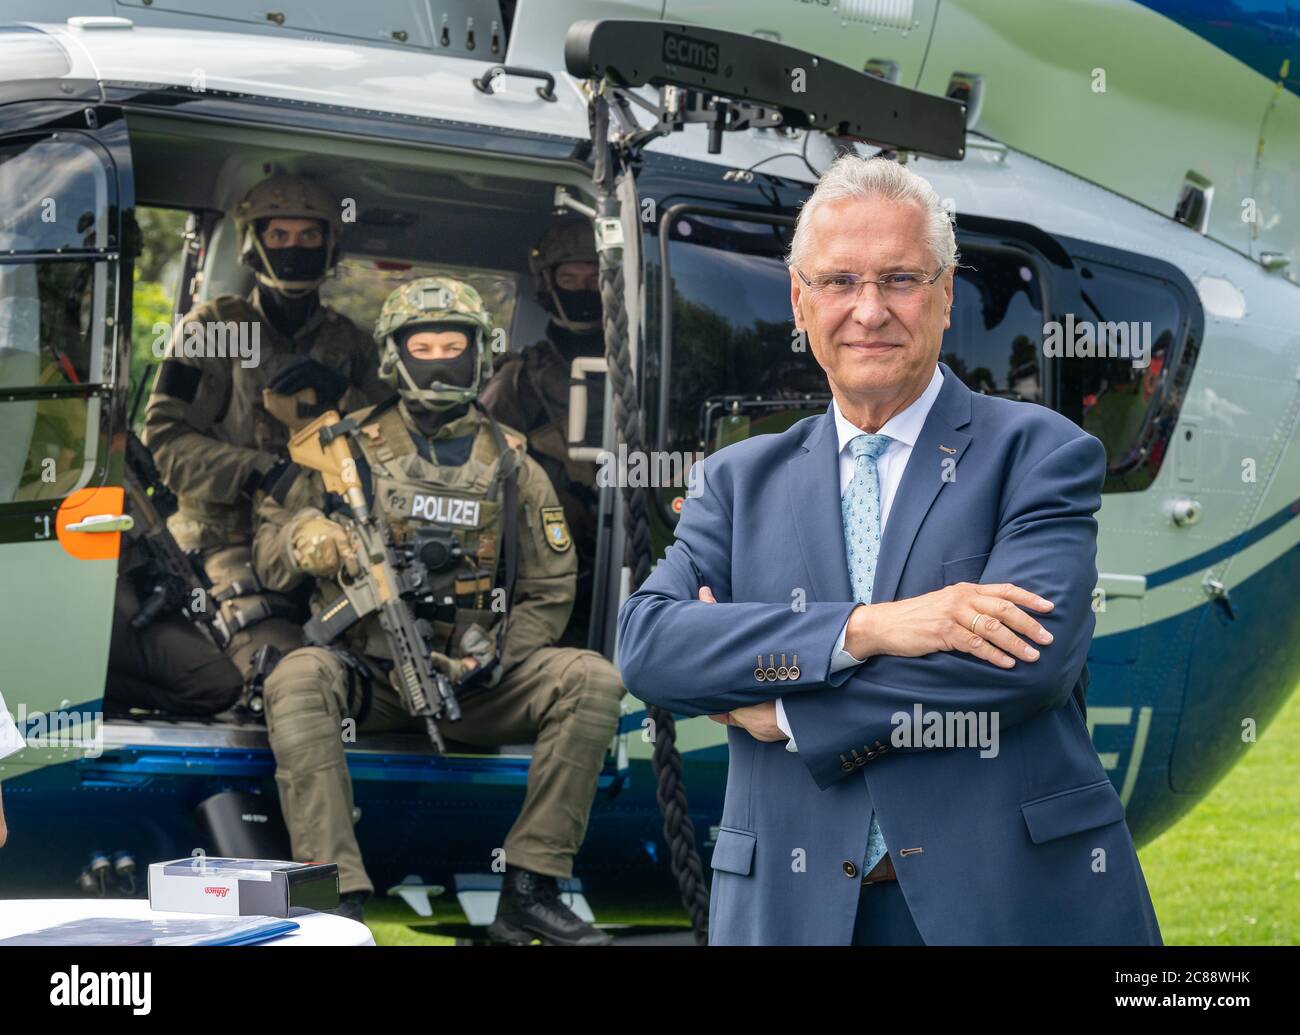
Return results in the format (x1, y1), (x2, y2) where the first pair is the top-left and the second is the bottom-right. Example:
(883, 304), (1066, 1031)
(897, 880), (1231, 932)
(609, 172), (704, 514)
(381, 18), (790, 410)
(155, 359), (201, 403)
(475, 401), (519, 665)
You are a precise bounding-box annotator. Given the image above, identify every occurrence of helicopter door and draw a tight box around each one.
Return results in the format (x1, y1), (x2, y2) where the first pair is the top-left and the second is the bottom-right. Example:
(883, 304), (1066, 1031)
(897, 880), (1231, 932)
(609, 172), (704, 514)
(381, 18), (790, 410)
(0, 103), (133, 779)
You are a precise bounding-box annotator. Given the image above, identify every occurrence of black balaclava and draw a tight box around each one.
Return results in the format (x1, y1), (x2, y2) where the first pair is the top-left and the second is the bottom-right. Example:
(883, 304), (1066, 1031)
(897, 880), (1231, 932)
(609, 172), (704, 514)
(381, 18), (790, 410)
(249, 219), (329, 336)
(258, 286), (320, 338)
(549, 280), (602, 361)
(548, 319), (604, 363)
(553, 285), (601, 326)
(397, 322), (479, 434)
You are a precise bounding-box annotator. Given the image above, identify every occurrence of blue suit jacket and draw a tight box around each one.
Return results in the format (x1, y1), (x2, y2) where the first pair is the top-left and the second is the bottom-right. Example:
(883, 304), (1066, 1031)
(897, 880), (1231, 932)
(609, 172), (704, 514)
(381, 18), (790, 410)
(617, 363), (1162, 945)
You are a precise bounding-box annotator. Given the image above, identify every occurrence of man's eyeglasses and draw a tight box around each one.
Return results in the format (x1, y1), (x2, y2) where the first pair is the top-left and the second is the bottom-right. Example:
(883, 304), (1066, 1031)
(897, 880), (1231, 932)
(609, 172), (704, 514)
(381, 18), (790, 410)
(794, 266), (943, 302)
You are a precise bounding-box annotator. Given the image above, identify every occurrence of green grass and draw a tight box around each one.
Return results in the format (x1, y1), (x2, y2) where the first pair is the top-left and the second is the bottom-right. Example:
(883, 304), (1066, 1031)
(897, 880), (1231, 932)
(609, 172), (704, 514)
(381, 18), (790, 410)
(1138, 682), (1300, 945)
(365, 898), (464, 946)
(365, 684), (1300, 946)
(364, 893), (690, 946)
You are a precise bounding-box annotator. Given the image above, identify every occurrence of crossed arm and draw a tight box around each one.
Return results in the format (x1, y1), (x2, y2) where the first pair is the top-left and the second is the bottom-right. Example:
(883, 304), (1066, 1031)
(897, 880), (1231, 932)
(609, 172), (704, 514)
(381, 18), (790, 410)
(617, 434), (1106, 790)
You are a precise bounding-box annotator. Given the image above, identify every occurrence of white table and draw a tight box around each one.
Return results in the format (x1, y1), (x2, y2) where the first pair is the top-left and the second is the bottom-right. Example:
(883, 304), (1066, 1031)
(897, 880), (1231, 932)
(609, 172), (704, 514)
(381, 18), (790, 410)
(0, 898), (374, 946)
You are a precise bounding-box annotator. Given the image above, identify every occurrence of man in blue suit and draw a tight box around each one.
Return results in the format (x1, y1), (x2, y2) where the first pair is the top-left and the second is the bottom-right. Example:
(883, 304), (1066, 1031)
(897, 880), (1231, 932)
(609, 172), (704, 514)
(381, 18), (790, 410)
(616, 155), (1162, 946)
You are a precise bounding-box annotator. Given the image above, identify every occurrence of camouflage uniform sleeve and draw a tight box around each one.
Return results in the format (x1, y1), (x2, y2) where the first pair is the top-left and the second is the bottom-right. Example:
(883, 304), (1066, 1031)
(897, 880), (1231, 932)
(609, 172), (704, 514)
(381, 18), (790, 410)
(141, 303), (270, 502)
(497, 450), (578, 674)
(480, 354), (543, 435)
(251, 471), (329, 593)
(337, 316), (390, 411)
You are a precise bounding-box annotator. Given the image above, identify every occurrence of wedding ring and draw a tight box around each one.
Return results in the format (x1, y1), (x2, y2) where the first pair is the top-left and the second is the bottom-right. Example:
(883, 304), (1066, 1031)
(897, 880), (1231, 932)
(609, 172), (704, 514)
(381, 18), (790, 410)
(970, 613), (984, 634)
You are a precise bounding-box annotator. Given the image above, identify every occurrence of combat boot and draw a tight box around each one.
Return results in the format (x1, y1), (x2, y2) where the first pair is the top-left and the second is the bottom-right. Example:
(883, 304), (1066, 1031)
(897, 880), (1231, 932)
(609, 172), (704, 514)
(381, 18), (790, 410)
(487, 866), (612, 946)
(328, 890), (370, 924)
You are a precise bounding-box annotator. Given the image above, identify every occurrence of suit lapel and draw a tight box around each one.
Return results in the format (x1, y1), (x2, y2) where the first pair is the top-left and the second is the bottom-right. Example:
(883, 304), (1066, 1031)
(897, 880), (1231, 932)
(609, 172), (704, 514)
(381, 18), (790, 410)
(787, 409), (854, 604)
(871, 363), (973, 603)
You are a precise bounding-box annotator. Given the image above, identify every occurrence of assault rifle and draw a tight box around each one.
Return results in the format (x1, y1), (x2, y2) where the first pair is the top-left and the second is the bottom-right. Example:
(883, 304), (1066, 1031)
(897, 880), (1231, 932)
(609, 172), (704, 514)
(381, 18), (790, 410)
(288, 410), (460, 754)
(123, 431), (232, 649)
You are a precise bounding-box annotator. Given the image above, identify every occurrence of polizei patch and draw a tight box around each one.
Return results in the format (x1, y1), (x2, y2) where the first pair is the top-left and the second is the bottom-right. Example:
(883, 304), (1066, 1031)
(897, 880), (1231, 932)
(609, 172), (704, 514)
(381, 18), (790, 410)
(410, 493), (481, 526)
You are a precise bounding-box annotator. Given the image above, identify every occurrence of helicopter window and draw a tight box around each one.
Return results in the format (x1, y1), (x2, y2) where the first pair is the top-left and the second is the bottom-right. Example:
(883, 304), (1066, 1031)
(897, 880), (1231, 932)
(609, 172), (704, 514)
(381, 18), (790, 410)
(654, 211), (828, 459)
(0, 135), (109, 253)
(1063, 259), (1188, 492)
(0, 396), (99, 504)
(0, 259), (105, 504)
(320, 256), (518, 349)
(0, 259), (104, 387)
(944, 246), (1045, 402)
(0, 132), (116, 508)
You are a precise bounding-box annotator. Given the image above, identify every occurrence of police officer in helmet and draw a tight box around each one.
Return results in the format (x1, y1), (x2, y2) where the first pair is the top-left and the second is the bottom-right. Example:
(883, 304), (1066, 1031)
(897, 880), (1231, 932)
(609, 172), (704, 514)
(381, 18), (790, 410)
(481, 219), (605, 645)
(140, 173), (385, 688)
(253, 276), (625, 944)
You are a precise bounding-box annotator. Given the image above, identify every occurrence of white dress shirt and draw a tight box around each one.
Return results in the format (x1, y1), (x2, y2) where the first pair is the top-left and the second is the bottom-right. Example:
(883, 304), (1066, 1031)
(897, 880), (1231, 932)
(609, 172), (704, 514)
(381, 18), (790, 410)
(0, 689), (25, 760)
(775, 365), (945, 751)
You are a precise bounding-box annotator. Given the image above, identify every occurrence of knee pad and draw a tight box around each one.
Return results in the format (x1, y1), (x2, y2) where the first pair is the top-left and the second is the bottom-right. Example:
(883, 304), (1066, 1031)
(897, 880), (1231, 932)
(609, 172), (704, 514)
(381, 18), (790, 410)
(263, 647), (351, 764)
(264, 647), (346, 705)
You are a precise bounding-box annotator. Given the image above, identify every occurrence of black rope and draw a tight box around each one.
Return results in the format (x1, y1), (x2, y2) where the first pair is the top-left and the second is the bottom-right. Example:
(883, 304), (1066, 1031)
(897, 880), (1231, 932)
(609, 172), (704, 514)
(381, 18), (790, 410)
(593, 94), (711, 945)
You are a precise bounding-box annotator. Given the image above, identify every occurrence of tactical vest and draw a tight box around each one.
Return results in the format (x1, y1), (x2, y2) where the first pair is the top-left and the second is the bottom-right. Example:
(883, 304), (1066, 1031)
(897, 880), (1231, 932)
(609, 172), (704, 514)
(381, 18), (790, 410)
(338, 403), (522, 662)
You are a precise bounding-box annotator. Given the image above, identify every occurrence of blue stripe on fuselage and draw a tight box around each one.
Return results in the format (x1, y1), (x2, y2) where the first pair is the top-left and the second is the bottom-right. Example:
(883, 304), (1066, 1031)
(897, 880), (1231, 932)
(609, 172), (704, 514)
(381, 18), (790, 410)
(1135, 0), (1299, 95)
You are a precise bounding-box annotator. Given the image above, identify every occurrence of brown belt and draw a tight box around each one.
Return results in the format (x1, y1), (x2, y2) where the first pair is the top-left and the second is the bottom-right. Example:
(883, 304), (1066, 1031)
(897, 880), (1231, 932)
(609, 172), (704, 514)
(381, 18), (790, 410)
(862, 853), (897, 885)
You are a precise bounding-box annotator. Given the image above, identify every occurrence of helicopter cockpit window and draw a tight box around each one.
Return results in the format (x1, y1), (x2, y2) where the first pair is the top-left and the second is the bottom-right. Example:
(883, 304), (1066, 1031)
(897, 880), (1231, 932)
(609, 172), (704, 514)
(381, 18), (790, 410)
(0, 136), (109, 254)
(1062, 259), (1189, 493)
(655, 211), (828, 459)
(0, 133), (112, 505)
(320, 256), (517, 348)
(945, 246), (1045, 402)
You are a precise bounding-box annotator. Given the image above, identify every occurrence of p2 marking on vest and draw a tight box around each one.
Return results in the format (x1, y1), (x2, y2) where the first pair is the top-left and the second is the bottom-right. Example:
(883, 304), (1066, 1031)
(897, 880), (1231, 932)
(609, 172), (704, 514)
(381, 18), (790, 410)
(410, 494), (481, 526)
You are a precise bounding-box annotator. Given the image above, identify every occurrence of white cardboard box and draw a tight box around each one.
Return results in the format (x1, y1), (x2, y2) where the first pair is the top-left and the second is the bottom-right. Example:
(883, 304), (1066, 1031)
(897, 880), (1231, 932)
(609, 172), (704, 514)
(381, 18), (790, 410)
(148, 857), (339, 917)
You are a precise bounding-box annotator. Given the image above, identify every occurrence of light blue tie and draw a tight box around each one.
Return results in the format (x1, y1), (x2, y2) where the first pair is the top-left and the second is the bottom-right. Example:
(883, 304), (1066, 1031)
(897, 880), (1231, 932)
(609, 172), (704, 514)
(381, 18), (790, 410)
(843, 432), (892, 874)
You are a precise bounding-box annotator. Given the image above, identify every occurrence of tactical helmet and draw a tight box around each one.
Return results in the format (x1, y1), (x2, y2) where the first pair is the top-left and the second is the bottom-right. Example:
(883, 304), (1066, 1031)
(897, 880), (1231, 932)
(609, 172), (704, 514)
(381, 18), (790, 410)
(528, 218), (601, 333)
(373, 276), (496, 412)
(233, 174), (342, 297)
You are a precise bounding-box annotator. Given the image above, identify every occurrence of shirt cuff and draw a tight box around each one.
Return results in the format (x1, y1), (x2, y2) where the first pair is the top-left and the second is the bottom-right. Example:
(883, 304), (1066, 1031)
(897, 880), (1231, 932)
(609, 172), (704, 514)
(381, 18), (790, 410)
(828, 611), (868, 674)
(774, 697), (798, 752)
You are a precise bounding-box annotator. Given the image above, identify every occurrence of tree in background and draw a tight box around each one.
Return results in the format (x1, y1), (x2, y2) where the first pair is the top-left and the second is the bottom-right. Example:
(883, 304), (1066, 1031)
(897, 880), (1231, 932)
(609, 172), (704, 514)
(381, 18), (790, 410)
(129, 208), (188, 427)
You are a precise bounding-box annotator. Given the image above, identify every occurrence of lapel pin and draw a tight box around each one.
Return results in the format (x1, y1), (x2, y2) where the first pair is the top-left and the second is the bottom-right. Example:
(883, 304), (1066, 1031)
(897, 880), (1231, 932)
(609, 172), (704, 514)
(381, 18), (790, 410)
(938, 444), (957, 454)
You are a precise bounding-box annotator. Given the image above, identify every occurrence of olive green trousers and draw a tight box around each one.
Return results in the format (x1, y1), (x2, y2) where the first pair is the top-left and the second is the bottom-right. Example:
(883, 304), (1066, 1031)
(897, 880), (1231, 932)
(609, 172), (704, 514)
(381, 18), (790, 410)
(264, 644), (624, 895)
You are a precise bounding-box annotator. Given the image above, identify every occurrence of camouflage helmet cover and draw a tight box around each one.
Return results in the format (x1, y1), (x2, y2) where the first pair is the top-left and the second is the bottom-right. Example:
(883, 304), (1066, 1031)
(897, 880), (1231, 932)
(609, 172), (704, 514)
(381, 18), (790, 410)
(233, 174), (342, 297)
(373, 276), (496, 412)
(528, 218), (601, 332)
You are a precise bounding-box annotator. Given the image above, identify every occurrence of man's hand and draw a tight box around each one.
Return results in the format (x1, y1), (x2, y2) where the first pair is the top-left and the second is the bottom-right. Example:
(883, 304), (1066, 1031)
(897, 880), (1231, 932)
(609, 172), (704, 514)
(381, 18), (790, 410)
(695, 585), (789, 742)
(844, 582), (1055, 669)
(428, 650), (476, 682)
(724, 700), (788, 741)
(290, 515), (355, 578)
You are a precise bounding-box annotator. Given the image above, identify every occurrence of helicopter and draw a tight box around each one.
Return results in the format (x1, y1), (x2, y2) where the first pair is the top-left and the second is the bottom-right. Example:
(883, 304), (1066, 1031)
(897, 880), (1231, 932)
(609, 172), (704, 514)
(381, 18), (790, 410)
(0, 0), (1296, 940)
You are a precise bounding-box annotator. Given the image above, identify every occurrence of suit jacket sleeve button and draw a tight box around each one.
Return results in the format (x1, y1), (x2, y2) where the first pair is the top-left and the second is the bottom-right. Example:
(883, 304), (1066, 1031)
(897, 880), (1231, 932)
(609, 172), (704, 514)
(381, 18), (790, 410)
(842, 861), (858, 878)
